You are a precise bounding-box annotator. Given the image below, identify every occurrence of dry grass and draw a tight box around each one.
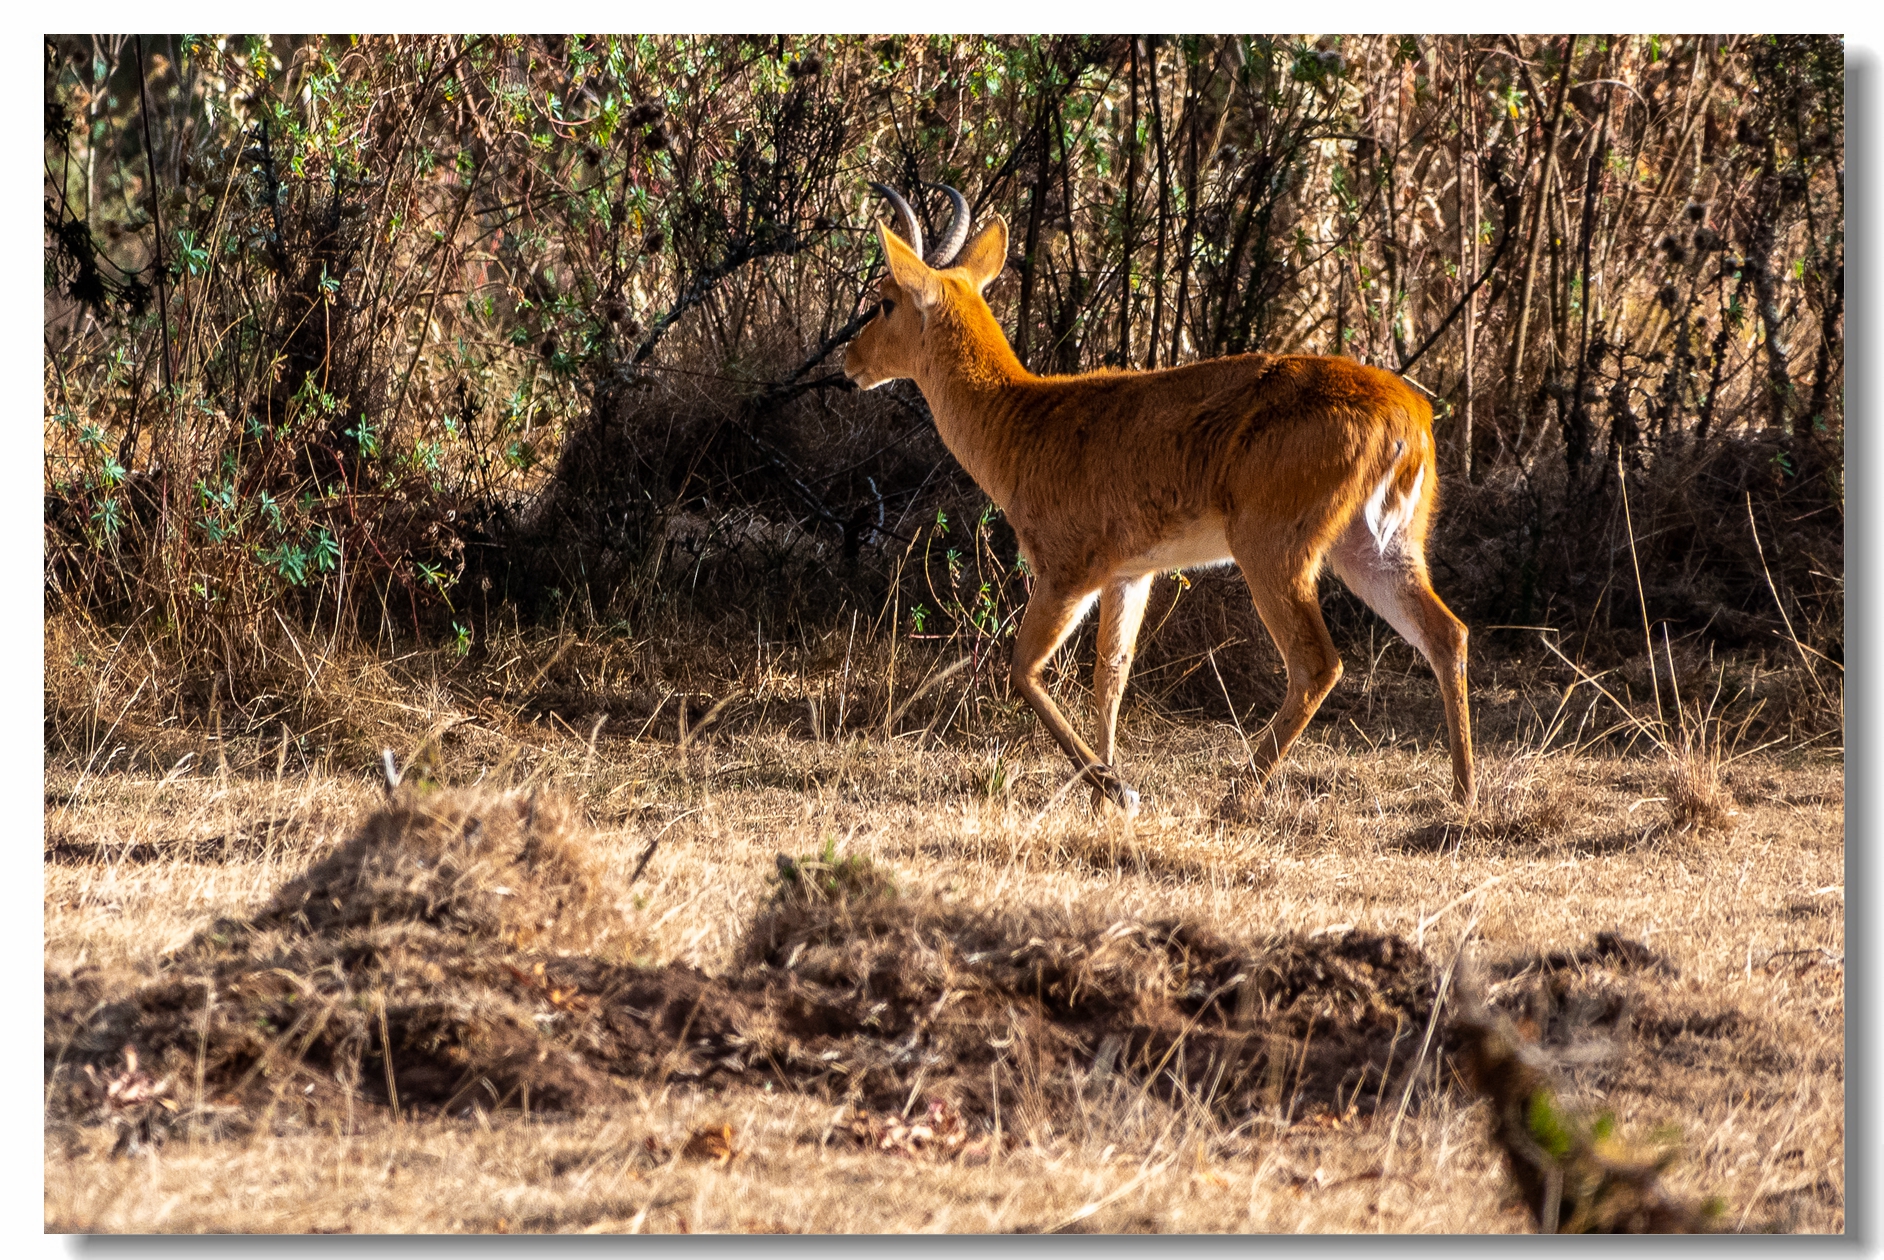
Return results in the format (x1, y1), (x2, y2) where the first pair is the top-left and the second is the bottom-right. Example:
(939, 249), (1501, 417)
(43, 633), (1844, 1235)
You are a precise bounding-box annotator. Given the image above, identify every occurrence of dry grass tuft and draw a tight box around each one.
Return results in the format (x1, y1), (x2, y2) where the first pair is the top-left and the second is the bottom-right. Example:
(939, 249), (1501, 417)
(1470, 753), (1573, 847)
(770, 838), (898, 905)
(1394, 750), (1571, 855)
(1662, 722), (1739, 837)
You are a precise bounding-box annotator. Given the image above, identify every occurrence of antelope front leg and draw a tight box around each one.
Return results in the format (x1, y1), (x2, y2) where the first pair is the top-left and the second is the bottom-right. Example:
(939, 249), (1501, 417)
(1091, 573), (1153, 813)
(1010, 579), (1138, 812)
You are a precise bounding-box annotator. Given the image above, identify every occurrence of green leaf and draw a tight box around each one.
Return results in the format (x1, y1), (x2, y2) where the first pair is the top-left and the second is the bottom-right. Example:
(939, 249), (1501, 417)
(1526, 1090), (1574, 1161)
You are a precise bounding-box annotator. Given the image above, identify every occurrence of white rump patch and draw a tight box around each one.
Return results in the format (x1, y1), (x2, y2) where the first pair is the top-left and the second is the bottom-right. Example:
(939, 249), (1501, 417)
(1362, 461), (1423, 555)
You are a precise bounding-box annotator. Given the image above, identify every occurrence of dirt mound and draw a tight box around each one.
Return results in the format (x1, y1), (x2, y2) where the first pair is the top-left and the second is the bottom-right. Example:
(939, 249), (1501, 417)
(47, 789), (1444, 1138)
(48, 788), (648, 1130)
(737, 891), (1436, 1122)
(242, 788), (615, 950)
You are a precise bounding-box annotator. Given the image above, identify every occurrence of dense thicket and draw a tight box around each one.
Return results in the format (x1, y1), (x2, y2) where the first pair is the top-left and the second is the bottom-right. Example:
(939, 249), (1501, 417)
(44, 35), (1842, 705)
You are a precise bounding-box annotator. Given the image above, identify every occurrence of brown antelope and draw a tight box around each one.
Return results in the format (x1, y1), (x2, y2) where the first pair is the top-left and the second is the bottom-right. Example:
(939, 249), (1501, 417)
(845, 183), (1474, 816)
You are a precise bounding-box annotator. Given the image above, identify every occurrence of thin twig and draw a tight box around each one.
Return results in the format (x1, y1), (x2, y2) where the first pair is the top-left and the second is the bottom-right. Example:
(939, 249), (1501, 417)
(882, 656), (972, 735)
(626, 807), (704, 887)
(676, 691), (742, 755)
(1537, 632), (1667, 753)
(1384, 892), (1487, 1181)
(1206, 646), (1255, 770)
(1618, 449), (1665, 729)
(1416, 874), (1506, 947)
(1046, 1152), (1178, 1234)
(1746, 492), (1829, 701)
(377, 996), (401, 1123)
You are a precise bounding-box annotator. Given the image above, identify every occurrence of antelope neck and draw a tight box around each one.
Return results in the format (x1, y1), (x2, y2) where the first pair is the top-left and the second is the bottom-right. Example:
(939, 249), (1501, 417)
(914, 299), (1032, 505)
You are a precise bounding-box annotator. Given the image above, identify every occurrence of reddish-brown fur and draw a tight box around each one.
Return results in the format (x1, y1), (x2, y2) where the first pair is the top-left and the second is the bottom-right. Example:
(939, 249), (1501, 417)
(846, 214), (1473, 814)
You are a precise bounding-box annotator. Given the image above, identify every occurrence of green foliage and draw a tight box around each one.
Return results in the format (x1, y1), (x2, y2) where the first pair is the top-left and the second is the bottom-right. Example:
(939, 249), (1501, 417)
(772, 837), (895, 904)
(1526, 1089), (1574, 1161)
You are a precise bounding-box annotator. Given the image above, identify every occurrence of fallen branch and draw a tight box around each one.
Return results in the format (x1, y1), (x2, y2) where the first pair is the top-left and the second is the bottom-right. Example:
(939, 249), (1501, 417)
(1451, 970), (1742, 1233)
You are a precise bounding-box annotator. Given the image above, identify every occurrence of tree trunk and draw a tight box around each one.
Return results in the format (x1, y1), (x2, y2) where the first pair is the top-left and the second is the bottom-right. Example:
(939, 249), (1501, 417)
(1565, 76), (1614, 475)
(1457, 39), (1478, 480)
(1506, 36), (1574, 454)
(1144, 38), (1172, 369)
(1118, 37), (1139, 366)
(1014, 67), (1053, 369)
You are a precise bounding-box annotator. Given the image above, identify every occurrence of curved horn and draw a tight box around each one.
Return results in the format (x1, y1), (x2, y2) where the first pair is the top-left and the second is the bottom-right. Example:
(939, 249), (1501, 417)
(925, 183), (972, 267)
(868, 181), (923, 262)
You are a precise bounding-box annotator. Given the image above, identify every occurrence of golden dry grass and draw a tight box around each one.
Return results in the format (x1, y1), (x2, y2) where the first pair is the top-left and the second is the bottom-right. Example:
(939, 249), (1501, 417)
(40, 689), (1838, 1227)
(43, 627), (1843, 1234)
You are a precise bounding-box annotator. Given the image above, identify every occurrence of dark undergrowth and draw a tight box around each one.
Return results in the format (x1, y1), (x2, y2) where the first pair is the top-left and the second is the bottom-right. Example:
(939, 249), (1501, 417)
(45, 34), (1842, 769)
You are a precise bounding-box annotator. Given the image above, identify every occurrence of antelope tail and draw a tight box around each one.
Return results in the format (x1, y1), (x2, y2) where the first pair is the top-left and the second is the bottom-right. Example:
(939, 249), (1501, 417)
(1358, 419), (1431, 557)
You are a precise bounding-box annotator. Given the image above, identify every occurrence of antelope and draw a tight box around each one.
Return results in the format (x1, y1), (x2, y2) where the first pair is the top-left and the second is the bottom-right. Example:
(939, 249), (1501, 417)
(844, 183), (1474, 816)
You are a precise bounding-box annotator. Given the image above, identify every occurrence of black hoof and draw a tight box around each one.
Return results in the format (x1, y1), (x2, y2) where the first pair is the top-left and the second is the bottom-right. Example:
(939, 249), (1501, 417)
(1087, 769), (1141, 818)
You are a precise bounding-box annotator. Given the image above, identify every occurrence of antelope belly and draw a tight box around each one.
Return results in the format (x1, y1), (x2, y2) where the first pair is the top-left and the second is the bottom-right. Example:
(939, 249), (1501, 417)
(1121, 517), (1235, 575)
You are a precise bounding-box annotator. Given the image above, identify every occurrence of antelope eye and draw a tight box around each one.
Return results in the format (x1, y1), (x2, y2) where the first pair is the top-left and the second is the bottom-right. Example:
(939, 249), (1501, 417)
(880, 299), (896, 320)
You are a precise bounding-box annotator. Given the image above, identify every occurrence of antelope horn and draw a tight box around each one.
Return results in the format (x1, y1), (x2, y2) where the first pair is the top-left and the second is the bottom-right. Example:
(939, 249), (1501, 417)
(868, 181), (923, 262)
(925, 182), (972, 268)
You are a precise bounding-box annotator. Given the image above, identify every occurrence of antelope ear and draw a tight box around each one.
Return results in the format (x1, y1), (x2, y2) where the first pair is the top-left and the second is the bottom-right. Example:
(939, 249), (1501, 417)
(954, 216), (1009, 295)
(878, 222), (940, 310)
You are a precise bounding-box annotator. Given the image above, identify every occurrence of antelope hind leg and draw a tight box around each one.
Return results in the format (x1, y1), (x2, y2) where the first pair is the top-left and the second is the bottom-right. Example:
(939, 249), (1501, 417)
(1328, 519), (1474, 805)
(1220, 540), (1343, 820)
